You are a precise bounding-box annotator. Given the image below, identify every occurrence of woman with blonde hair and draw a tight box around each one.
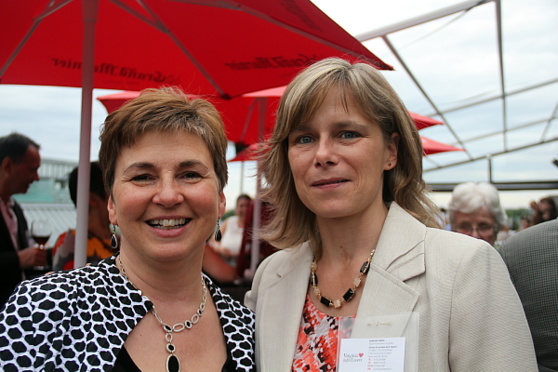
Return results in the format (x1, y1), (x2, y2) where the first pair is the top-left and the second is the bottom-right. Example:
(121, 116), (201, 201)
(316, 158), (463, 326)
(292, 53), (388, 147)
(245, 57), (536, 371)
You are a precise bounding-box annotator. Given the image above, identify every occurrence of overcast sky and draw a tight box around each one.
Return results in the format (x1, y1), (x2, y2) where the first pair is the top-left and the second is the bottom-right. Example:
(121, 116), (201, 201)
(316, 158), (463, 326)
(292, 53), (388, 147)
(0, 0), (556, 209)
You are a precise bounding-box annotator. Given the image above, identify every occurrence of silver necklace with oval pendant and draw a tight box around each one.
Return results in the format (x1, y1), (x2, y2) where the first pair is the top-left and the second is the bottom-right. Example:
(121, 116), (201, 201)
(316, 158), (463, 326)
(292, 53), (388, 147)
(118, 255), (207, 372)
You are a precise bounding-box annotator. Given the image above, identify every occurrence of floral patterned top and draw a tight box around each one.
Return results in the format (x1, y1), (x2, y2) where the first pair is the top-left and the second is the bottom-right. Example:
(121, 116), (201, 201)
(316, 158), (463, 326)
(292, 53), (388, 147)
(292, 295), (353, 371)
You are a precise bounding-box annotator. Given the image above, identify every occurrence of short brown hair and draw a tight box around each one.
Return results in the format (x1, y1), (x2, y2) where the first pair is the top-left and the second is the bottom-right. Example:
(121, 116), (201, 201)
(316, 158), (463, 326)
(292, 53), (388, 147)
(0, 132), (40, 163)
(98, 87), (228, 195)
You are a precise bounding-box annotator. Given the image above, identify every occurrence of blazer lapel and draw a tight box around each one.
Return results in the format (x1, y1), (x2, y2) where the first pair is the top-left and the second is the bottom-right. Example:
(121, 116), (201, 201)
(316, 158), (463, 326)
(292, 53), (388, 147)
(354, 203), (426, 336)
(257, 245), (313, 371)
(256, 204), (426, 369)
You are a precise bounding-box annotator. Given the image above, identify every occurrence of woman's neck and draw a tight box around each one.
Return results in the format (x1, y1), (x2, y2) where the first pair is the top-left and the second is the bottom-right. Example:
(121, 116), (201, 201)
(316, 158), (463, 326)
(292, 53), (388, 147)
(316, 203), (388, 263)
(117, 248), (204, 304)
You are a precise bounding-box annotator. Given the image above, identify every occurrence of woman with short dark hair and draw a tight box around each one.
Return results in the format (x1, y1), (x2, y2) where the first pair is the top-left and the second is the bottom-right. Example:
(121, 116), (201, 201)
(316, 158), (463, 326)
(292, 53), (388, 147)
(0, 88), (255, 371)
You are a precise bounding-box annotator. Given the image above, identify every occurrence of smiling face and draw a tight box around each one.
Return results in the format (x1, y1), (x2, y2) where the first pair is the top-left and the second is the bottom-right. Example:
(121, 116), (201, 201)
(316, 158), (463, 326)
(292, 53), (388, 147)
(108, 130), (225, 262)
(287, 87), (398, 221)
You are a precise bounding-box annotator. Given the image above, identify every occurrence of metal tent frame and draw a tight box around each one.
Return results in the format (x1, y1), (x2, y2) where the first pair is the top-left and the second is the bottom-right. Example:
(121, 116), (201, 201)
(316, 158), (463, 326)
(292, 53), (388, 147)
(352, 0), (557, 191)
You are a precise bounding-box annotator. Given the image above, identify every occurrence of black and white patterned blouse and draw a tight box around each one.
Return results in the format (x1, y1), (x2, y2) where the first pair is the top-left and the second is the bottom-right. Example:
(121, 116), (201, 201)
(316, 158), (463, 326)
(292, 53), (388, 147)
(0, 256), (255, 371)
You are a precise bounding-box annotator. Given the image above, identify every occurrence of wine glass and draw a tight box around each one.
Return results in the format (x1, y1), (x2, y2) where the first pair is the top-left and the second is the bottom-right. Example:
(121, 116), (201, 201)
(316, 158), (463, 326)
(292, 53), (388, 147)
(31, 220), (51, 249)
(31, 220), (52, 270)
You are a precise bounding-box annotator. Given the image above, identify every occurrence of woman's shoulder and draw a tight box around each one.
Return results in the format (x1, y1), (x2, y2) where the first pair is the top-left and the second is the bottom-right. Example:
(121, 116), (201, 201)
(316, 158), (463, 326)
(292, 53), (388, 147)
(7, 256), (143, 310)
(424, 226), (492, 252)
(22, 257), (113, 285)
(422, 226), (505, 272)
(266, 243), (310, 261)
(2, 257), (149, 335)
(206, 276), (254, 321)
(248, 244), (311, 291)
(205, 277), (255, 370)
(0, 257), (150, 371)
(253, 244), (310, 276)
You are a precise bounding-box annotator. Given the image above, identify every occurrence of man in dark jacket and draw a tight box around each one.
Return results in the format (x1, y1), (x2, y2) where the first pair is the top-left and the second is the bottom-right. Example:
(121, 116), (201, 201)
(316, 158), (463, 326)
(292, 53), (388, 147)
(500, 219), (558, 372)
(0, 132), (44, 308)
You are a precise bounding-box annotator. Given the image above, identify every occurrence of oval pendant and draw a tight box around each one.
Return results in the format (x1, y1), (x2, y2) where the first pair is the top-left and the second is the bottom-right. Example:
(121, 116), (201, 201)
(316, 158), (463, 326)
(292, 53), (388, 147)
(166, 354), (180, 372)
(215, 228), (222, 242)
(111, 234), (118, 250)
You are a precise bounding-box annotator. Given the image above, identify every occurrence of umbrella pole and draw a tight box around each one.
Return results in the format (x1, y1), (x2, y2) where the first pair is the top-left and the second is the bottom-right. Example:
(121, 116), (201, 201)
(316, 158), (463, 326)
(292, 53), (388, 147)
(240, 161), (245, 193)
(249, 168), (262, 276)
(74, 0), (98, 268)
(249, 97), (267, 275)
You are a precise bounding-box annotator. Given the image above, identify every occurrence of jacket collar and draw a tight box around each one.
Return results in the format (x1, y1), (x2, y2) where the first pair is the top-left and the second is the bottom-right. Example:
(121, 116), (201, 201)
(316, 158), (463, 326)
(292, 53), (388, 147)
(273, 203), (427, 280)
(356, 203), (425, 319)
(256, 245), (312, 370)
(371, 202), (426, 278)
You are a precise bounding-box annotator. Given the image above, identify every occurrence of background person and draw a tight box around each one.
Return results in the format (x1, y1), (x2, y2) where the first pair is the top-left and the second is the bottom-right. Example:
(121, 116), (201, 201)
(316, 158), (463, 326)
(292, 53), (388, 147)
(500, 219), (558, 372)
(245, 58), (536, 371)
(52, 161), (114, 271)
(448, 181), (507, 247)
(520, 214), (533, 230)
(210, 193), (252, 264)
(0, 132), (45, 308)
(530, 196), (557, 225)
(203, 194), (252, 287)
(205, 196), (277, 302)
(235, 198), (277, 280)
(0, 88), (255, 370)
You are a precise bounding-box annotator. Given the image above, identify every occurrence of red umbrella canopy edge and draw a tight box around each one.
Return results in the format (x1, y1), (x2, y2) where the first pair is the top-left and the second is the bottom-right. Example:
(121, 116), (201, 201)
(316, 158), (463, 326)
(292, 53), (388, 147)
(409, 112), (443, 130)
(421, 136), (464, 155)
(0, 0), (392, 98)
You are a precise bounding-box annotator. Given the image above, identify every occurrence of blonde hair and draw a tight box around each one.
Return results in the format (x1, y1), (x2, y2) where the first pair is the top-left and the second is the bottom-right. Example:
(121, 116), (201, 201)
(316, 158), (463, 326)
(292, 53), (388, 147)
(260, 58), (440, 254)
(99, 87), (228, 195)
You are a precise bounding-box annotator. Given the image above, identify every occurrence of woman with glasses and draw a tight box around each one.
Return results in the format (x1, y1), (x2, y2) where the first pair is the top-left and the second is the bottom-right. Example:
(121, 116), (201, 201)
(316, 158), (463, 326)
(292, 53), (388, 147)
(448, 182), (506, 247)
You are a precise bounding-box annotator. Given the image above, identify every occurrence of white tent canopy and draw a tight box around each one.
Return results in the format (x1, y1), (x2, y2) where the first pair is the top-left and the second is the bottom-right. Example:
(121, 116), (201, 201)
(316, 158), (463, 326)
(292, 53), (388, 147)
(314, 0), (558, 190)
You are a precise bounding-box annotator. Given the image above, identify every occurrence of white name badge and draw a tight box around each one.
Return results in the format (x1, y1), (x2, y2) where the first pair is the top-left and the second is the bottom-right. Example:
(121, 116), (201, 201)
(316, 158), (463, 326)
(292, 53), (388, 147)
(338, 337), (405, 372)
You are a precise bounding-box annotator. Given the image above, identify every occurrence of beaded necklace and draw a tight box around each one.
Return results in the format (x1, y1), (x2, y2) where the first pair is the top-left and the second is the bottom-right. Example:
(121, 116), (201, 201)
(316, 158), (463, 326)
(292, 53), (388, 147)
(309, 249), (376, 309)
(118, 255), (207, 372)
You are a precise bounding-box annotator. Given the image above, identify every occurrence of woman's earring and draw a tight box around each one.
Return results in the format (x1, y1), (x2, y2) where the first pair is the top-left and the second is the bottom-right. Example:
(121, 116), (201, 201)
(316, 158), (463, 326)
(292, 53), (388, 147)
(111, 225), (119, 250)
(215, 220), (222, 242)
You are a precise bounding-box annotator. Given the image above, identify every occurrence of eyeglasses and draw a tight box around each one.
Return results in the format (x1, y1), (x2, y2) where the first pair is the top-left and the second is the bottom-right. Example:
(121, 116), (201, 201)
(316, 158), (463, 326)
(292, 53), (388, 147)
(454, 224), (497, 235)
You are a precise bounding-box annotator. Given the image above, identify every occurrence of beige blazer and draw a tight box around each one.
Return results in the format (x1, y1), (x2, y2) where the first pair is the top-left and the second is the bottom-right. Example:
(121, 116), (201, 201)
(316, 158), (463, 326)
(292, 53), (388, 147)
(245, 203), (537, 372)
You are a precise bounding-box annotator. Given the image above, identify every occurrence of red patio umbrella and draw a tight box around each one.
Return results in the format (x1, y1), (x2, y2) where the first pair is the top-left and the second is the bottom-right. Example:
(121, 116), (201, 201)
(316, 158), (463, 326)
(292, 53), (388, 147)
(1, 0), (390, 96)
(1, 0), (391, 267)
